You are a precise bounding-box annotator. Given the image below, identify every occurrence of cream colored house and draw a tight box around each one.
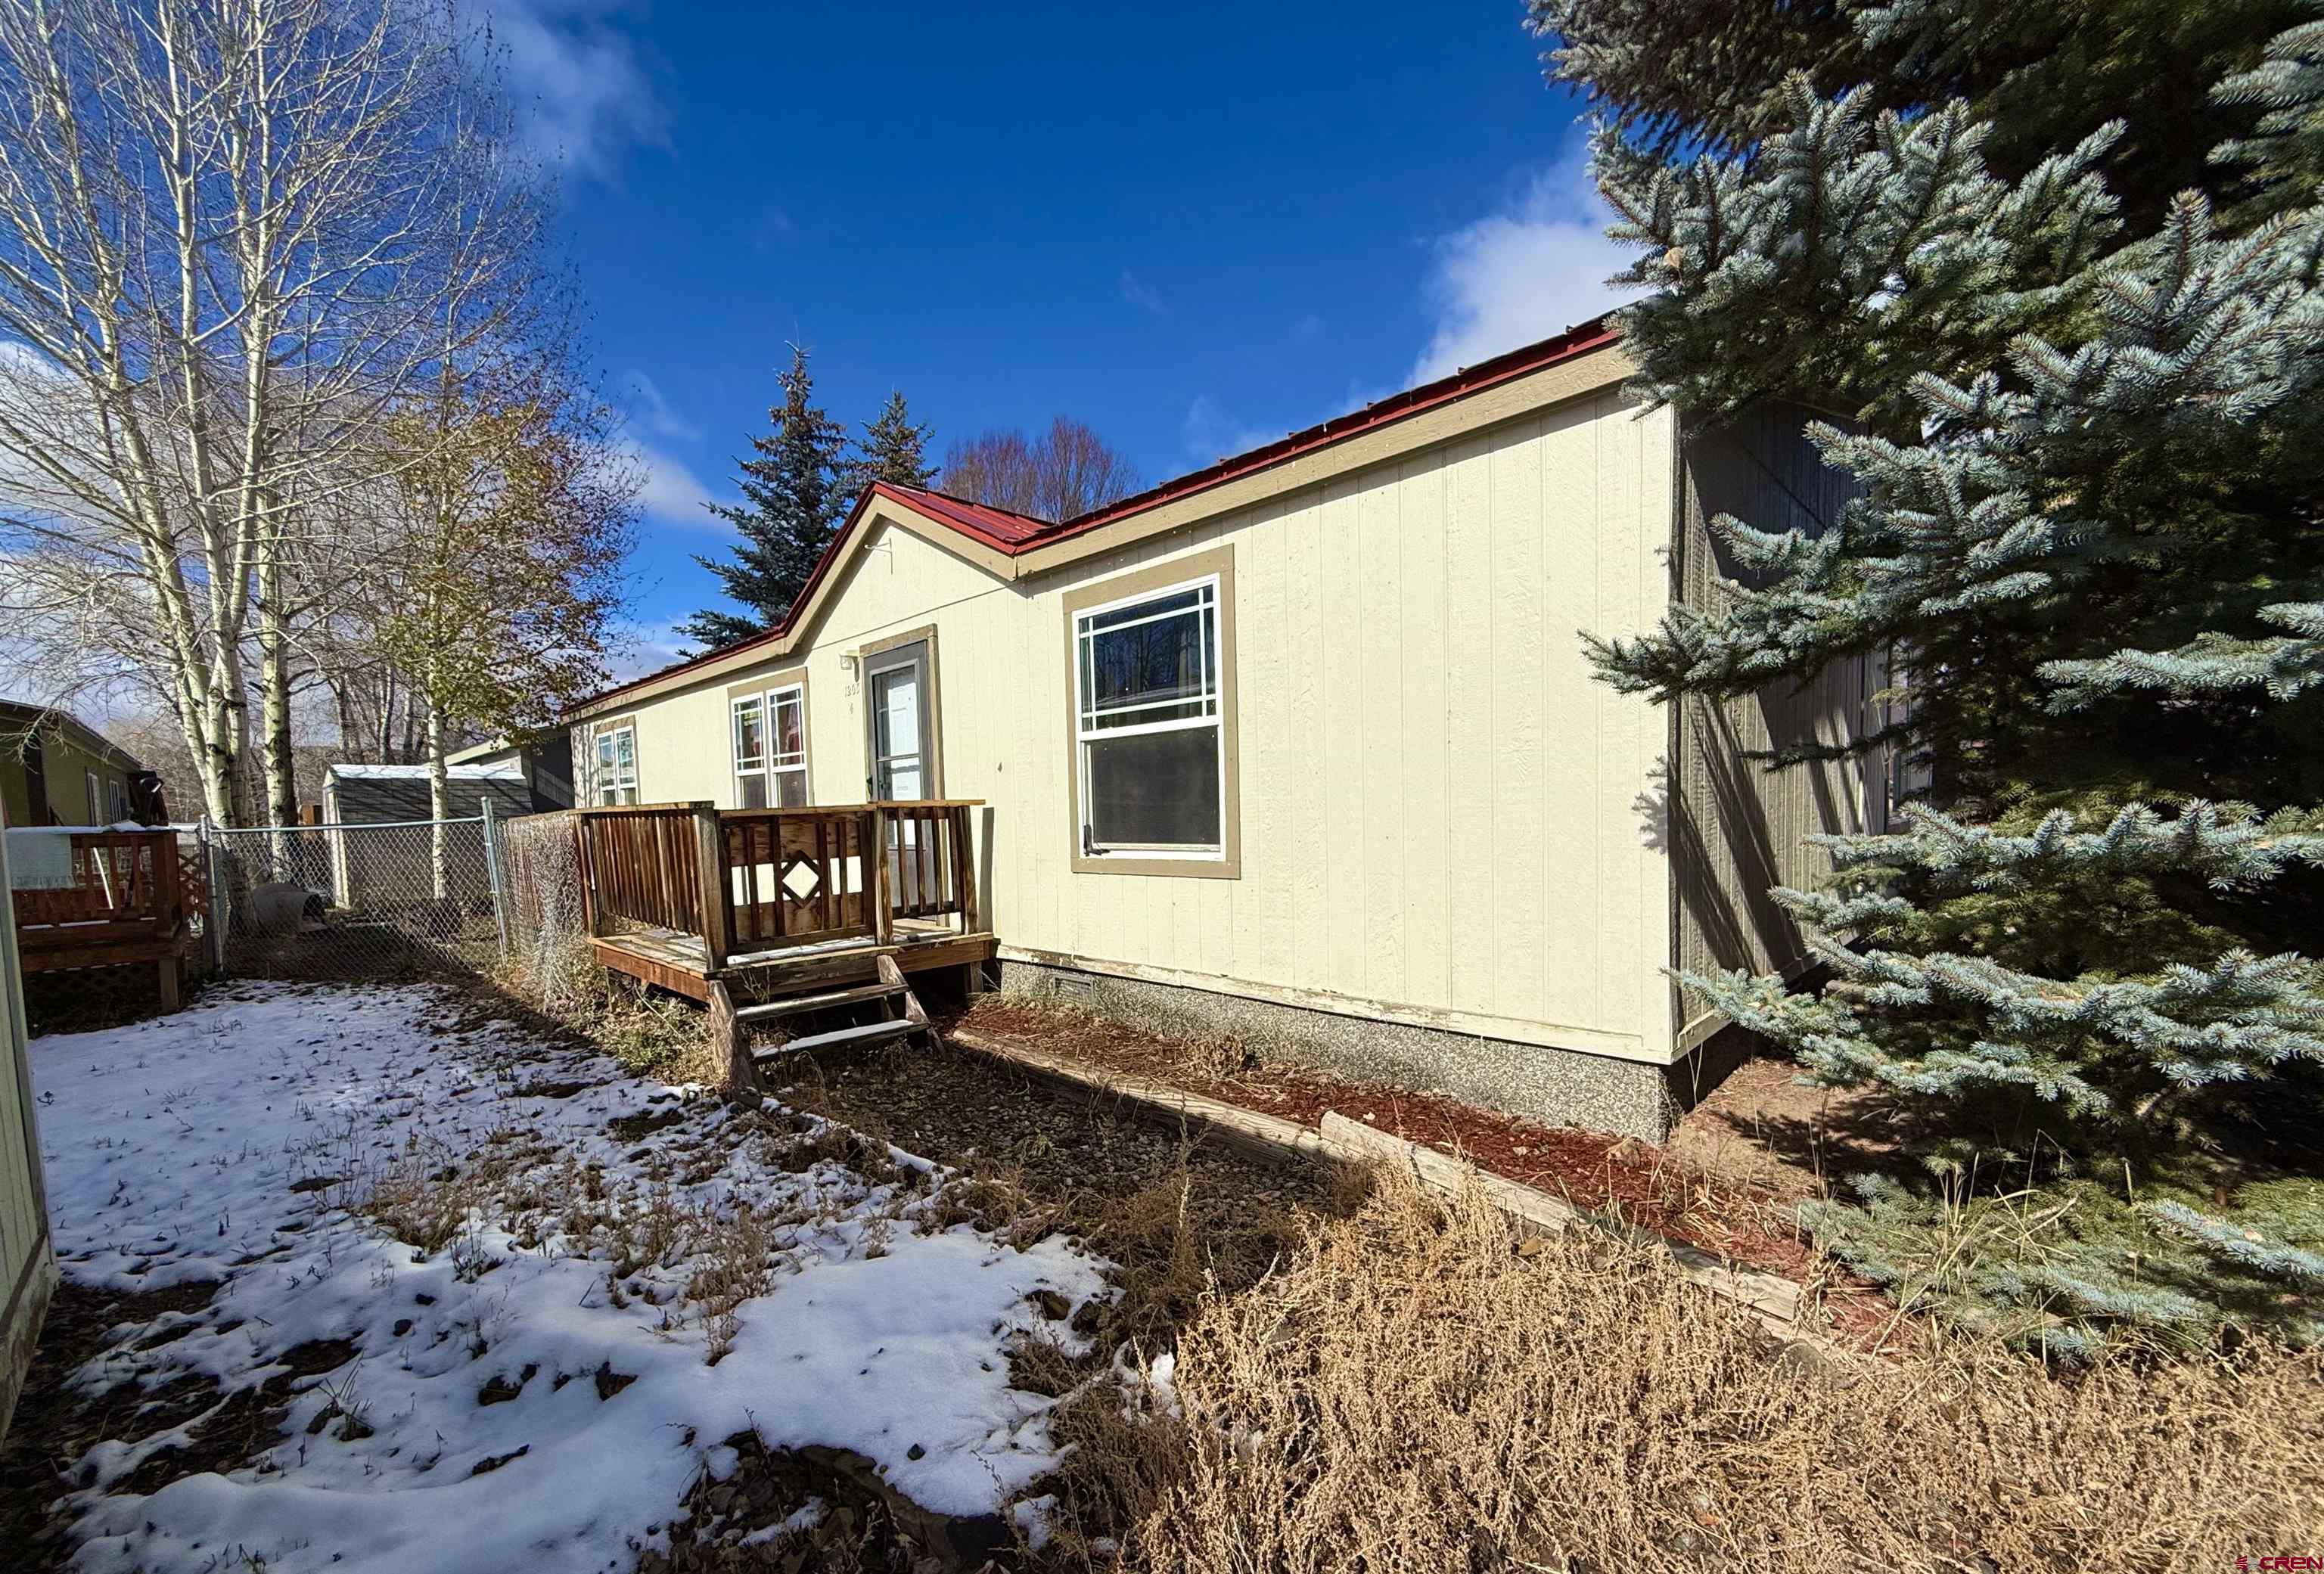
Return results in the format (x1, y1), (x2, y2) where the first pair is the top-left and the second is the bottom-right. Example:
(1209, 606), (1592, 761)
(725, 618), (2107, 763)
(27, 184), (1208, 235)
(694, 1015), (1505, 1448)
(568, 321), (1880, 1137)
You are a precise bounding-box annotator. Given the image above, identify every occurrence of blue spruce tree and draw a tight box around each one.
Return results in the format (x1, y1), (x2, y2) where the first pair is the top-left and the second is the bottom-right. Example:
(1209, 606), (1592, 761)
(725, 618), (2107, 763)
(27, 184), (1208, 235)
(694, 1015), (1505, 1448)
(1539, 0), (2324, 1352)
(680, 344), (848, 652)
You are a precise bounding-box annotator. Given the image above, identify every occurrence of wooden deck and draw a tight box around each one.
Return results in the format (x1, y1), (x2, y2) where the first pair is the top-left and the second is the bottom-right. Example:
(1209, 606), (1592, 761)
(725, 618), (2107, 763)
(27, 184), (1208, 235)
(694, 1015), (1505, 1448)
(575, 799), (992, 1002)
(589, 920), (996, 1002)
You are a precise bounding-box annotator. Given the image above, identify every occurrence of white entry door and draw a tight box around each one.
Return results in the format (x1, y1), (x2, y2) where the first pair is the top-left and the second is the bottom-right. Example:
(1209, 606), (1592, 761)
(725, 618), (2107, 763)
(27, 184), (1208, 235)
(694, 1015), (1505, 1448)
(867, 648), (927, 802)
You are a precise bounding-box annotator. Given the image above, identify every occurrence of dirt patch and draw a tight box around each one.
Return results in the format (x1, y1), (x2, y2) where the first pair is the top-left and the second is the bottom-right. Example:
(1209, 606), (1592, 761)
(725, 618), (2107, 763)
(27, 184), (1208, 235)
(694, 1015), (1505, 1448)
(639, 1428), (1009, 1572)
(950, 1000), (1924, 1349)
(775, 1034), (1348, 1355)
(0, 1281), (314, 1571)
(607, 1104), (688, 1144)
(513, 1079), (593, 1100)
(1665, 1053), (1905, 1201)
(962, 1004), (1788, 1256)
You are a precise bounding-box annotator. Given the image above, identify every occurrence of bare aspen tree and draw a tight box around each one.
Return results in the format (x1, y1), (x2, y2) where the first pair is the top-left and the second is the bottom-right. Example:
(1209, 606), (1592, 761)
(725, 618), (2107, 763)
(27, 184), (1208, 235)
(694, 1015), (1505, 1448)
(0, 0), (559, 825)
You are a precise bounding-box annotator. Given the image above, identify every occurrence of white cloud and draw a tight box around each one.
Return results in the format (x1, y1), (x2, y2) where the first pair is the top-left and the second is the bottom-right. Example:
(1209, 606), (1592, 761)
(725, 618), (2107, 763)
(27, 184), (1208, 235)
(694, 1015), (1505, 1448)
(606, 616), (694, 680)
(627, 439), (723, 526)
(1120, 269), (1167, 316)
(1409, 151), (1642, 384)
(619, 370), (699, 442)
(483, 0), (663, 179)
(1182, 396), (1282, 467)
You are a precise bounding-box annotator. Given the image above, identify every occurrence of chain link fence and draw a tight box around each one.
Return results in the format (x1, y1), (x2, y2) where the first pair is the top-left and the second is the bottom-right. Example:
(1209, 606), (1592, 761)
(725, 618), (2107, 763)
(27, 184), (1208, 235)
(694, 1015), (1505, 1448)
(496, 809), (594, 1010)
(207, 817), (509, 981)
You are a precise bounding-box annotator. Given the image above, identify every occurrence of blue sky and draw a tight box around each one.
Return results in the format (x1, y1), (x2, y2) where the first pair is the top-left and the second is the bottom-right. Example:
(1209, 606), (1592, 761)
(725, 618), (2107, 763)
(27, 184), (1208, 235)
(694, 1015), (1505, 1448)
(499, 2), (1636, 674)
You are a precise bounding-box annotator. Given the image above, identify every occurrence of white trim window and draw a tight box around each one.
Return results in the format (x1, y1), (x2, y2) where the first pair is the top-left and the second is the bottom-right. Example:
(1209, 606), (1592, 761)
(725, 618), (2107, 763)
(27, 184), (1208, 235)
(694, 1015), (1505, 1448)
(594, 723), (638, 805)
(732, 683), (808, 809)
(1073, 574), (1225, 858)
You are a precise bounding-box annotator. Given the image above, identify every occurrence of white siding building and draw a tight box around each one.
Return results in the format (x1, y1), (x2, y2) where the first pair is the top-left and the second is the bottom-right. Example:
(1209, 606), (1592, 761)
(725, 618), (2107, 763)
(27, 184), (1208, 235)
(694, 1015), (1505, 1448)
(568, 323), (1878, 1136)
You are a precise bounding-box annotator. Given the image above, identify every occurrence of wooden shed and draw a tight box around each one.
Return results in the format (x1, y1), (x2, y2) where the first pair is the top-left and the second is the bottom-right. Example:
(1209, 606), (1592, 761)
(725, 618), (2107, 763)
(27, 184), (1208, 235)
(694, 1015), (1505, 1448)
(322, 762), (536, 826)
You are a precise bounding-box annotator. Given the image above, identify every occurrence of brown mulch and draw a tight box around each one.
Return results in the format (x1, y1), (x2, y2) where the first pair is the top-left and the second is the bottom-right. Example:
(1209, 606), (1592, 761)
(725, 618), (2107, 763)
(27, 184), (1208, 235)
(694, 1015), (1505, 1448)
(950, 998), (1903, 1343)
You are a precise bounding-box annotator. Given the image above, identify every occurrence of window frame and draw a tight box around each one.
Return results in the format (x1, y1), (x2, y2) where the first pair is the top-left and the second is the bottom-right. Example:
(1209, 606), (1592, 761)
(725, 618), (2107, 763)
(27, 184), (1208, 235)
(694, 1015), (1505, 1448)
(731, 678), (809, 809)
(1062, 545), (1240, 879)
(593, 721), (639, 806)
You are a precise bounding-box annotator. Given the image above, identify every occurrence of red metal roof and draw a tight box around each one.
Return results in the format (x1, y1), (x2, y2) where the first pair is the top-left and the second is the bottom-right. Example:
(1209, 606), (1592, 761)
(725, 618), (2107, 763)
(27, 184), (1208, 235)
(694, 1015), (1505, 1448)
(579, 315), (1617, 711)
(877, 484), (1051, 547)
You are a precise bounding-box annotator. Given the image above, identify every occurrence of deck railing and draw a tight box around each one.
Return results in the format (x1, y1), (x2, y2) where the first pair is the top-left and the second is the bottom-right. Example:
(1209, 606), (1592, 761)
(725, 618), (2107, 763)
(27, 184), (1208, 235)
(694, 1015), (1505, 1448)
(9, 830), (193, 1005)
(721, 806), (878, 952)
(575, 803), (708, 939)
(576, 799), (982, 975)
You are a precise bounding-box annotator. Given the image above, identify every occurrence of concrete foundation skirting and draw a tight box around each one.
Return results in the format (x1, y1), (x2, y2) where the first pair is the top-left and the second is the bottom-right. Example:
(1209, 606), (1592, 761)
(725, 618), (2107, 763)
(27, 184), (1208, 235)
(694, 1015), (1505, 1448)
(994, 958), (1684, 1142)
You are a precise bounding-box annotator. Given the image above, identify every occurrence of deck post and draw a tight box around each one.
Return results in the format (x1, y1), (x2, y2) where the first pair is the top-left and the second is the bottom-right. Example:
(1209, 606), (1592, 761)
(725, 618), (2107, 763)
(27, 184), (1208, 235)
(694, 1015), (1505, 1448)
(949, 804), (976, 936)
(692, 803), (730, 973)
(868, 806), (894, 947)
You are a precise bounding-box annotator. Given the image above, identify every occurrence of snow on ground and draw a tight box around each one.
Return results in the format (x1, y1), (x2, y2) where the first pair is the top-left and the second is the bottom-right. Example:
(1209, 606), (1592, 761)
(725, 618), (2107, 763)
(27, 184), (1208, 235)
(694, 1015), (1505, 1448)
(31, 983), (1108, 1573)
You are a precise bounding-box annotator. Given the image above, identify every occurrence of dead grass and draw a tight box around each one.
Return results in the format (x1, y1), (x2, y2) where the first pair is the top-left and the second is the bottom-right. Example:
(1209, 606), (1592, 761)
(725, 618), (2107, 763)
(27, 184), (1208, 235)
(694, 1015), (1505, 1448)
(346, 1103), (898, 1366)
(493, 933), (725, 1087)
(1037, 1163), (2324, 1573)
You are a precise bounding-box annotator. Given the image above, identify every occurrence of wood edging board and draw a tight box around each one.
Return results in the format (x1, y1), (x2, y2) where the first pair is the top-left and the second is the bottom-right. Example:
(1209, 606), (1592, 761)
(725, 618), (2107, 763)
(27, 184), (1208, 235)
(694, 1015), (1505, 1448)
(1315, 1112), (1804, 1327)
(946, 1026), (1326, 1172)
(945, 1025), (1815, 1337)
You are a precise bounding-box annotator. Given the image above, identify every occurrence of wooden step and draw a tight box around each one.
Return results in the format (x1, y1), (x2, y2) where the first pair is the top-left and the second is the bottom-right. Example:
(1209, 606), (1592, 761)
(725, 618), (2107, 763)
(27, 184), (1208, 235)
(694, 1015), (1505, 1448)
(754, 1017), (921, 1059)
(734, 980), (903, 1023)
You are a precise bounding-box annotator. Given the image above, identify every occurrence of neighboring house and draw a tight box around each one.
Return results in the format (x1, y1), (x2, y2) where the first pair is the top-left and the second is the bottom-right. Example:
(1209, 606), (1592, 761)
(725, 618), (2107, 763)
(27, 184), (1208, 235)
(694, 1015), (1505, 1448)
(564, 321), (1881, 1137)
(0, 701), (164, 827)
(446, 734), (576, 812)
(0, 805), (57, 1442)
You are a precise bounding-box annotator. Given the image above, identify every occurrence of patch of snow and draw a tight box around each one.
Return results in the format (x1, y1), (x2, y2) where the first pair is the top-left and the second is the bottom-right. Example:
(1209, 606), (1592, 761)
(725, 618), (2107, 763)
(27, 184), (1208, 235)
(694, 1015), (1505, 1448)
(738, 1497), (825, 1547)
(34, 984), (1107, 1574)
(327, 762), (526, 781)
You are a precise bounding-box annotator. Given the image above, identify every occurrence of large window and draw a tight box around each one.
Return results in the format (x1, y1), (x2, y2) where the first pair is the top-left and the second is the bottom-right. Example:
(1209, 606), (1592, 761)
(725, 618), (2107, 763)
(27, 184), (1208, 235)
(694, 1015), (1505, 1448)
(1073, 573), (1226, 859)
(732, 682), (808, 808)
(594, 723), (638, 805)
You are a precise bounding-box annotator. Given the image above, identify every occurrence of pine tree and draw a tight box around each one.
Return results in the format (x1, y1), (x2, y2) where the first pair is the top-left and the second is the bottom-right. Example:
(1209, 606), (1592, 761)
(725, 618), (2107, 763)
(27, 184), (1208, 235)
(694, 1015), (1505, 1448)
(680, 345), (847, 651)
(846, 389), (936, 495)
(1539, 0), (2324, 1352)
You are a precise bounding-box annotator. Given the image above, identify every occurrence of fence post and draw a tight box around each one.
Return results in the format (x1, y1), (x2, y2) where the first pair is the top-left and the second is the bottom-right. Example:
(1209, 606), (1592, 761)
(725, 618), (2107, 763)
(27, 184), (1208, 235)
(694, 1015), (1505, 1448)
(480, 799), (511, 959)
(198, 815), (228, 975)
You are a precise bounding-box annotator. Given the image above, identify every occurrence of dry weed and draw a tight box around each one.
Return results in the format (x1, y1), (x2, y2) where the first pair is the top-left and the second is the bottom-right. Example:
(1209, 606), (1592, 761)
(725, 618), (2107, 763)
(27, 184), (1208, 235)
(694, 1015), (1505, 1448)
(1183, 1032), (1260, 1082)
(1042, 1163), (2323, 1573)
(496, 933), (725, 1086)
(687, 1202), (773, 1364)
